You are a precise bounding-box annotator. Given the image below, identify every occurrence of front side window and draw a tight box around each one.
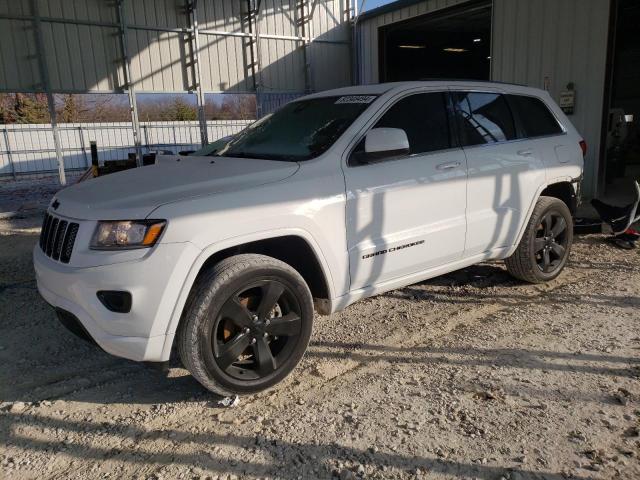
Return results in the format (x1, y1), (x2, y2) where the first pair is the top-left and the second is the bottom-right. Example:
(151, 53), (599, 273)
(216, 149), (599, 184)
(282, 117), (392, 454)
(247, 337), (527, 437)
(373, 92), (451, 155)
(215, 96), (376, 161)
(453, 92), (516, 146)
(507, 95), (564, 138)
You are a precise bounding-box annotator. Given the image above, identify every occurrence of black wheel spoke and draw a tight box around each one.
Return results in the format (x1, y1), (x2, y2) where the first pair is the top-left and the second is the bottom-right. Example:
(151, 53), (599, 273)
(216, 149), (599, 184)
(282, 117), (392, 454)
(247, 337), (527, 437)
(551, 217), (567, 237)
(542, 215), (552, 236)
(542, 249), (551, 272)
(533, 238), (546, 252)
(220, 296), (253, 328)
(551, 242), (566, 258)
(253, 338), (276, 375)
(257, 282), (285, 319)
(212, 277), (304, 382)
(265, 312), (302, 337)
(216, 333), (251, 371)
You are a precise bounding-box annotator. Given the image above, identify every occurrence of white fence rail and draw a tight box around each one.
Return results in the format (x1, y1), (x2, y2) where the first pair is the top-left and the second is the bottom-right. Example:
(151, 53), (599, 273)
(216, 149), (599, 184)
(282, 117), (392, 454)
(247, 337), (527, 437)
(0, 120), (253, 179)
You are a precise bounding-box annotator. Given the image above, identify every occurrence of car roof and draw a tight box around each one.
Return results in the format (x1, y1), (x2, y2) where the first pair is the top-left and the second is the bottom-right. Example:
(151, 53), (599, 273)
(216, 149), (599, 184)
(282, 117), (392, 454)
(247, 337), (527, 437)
(303, 80), (549, 100)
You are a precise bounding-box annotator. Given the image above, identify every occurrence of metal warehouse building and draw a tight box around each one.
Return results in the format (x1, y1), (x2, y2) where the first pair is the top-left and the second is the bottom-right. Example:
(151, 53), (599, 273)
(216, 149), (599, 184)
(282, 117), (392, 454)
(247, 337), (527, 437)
(355, 0), (639, 199)
(1, 0), (638, 201)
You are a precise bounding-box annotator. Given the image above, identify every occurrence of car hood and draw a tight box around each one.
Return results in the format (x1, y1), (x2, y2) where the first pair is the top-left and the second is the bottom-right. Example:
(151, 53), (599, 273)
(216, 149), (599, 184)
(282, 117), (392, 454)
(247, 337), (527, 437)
(52, 155), (299, 220)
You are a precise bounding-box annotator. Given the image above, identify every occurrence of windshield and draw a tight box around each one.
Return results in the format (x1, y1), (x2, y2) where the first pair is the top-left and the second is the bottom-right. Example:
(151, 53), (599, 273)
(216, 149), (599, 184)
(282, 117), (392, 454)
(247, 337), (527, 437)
(215, 95), (377, 161)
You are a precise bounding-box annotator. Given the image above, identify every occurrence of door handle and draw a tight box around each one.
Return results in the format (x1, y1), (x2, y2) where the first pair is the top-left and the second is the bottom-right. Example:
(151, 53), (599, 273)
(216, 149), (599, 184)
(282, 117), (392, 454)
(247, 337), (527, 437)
(436, 161), (461, 170)
(517, 149), (533, 157)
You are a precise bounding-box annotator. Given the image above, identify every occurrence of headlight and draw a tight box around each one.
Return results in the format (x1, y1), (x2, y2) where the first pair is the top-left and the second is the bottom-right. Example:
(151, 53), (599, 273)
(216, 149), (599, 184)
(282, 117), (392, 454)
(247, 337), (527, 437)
(90, 220), (166, 250)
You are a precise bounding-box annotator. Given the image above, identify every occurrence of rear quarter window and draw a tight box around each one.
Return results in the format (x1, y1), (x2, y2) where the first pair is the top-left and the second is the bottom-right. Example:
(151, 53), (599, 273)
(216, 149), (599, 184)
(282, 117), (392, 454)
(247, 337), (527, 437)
(507, 95), (564, 138)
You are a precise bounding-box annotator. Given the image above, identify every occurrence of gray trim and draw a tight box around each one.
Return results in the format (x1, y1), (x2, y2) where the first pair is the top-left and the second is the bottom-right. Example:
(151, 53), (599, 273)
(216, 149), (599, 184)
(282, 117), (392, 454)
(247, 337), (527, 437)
(2, 128), (16, 180)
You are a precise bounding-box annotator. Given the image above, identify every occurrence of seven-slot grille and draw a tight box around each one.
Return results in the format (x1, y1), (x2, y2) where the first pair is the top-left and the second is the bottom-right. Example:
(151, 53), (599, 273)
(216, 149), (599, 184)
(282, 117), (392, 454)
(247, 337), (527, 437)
(39, 213), (79, 264)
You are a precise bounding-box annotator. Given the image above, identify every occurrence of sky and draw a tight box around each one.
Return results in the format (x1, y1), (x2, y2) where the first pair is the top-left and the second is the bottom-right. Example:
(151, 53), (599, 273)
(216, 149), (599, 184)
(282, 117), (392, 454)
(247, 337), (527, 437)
(361, 0), (397, 11)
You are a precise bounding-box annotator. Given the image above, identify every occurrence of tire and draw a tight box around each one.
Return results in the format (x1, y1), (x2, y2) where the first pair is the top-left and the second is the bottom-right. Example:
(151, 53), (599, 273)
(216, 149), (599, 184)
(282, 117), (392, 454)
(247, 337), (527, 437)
(178, 254), (314, 396)
(505, 196), (573, 284)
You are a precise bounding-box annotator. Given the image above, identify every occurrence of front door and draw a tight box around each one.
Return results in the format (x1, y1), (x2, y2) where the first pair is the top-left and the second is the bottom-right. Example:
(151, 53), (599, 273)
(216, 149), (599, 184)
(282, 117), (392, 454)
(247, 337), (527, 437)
(343, 91), (468, 291)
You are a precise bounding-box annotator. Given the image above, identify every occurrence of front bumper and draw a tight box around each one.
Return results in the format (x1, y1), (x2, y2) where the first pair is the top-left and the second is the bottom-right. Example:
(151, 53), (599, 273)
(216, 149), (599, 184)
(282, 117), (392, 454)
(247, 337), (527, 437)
(34, 241), (201, 362)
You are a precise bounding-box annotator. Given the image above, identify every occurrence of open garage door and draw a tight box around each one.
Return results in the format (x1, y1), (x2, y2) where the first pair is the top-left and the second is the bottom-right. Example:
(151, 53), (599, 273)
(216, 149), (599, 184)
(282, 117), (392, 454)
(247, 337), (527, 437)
(601, 0), (640, 199)
(379, 1), (492, 82)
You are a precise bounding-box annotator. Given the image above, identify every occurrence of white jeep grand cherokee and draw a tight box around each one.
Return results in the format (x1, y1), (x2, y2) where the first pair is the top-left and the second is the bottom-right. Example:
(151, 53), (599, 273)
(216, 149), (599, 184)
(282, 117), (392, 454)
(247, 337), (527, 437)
(34, 81), (584, 396)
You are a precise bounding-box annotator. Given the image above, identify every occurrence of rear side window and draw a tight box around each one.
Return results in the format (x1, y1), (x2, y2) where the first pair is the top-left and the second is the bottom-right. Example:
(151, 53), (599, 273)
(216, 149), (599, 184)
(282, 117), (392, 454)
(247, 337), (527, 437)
(373, 92), (451, 155)
(507, 95), (564, 138)
(453, 92), (516, 146)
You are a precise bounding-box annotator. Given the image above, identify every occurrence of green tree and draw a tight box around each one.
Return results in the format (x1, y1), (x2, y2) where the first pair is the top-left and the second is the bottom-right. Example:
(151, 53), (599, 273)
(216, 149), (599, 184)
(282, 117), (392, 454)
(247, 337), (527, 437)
(170, 97), (197, 121)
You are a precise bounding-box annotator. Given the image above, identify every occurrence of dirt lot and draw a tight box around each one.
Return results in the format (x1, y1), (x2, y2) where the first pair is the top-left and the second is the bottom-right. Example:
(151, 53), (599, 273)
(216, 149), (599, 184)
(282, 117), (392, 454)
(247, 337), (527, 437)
(1, 216), (639, 480)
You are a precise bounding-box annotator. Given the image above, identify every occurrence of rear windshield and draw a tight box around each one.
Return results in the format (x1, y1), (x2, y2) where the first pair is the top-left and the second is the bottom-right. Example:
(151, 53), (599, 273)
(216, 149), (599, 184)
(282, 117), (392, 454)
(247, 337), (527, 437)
(215, 96), (377, 161)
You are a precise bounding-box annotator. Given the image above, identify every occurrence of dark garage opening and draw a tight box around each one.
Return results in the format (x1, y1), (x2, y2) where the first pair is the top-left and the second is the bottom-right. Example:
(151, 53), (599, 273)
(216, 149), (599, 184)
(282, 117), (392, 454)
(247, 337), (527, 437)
(379, 1), (492, 82)
(601, 0), (640, 199)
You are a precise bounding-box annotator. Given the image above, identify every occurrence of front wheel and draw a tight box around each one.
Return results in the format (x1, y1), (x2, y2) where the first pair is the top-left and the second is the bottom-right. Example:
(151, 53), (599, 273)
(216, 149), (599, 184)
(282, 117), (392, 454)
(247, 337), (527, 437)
(178, 254), (314, 396)
(505, 196), (573, 283)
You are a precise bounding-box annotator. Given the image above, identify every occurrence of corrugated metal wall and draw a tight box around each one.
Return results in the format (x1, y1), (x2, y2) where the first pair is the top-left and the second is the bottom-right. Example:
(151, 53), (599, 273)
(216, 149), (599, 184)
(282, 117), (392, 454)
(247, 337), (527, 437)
(492, 0), (610, 197)
(355, 0), (611, 197)
(0, 0), (352, 94)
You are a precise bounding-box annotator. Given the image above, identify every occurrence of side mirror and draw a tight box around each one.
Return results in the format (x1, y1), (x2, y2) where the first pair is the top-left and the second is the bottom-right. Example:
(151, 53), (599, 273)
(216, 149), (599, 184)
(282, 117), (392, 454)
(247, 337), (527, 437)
(361, 128), (410, 163)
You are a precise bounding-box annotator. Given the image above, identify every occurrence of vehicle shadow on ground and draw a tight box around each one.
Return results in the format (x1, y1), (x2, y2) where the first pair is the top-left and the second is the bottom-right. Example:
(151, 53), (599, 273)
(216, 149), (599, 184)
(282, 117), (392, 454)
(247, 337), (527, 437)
(305, 341), (640, 405)
(3, 412), (598, 480)
(381, 259), (640, 310)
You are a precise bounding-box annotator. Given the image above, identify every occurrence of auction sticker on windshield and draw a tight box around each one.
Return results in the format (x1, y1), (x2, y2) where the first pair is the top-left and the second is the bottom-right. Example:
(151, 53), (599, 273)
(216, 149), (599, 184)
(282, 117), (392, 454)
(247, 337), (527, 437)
(335, 95), (377, 104)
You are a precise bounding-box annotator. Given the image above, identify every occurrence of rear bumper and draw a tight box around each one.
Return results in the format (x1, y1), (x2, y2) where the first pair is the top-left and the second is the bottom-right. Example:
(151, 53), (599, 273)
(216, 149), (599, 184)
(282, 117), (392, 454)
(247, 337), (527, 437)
(34, 241), (201, 362)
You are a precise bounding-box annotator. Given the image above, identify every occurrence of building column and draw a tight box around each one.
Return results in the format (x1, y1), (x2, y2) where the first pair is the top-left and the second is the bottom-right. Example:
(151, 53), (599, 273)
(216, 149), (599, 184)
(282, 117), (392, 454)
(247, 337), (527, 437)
(116, 0), (143, 167)
(30, 0), (66, 185)
(187, 0), (208, 146)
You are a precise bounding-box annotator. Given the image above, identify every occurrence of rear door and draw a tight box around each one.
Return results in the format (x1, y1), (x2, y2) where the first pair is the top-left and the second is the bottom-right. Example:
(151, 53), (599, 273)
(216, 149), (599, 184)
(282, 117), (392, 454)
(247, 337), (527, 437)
(506, 94), (572, 175)
(452, 90), (546, 256)
(343, 91), (468, 291)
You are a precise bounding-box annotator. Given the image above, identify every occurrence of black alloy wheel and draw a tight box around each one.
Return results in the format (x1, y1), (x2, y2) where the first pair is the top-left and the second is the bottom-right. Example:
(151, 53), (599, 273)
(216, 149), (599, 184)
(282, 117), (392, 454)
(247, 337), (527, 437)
(505, 196), (574, 284)
(534, 212), (569, 274)
(212, 280), (302, 381)
(178, 254), (314, 396)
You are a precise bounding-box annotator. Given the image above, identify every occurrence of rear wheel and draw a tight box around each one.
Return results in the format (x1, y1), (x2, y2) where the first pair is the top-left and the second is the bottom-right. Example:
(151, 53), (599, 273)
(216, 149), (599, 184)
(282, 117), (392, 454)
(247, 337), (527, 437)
(505, 196), (573, 283)
(178, 254), (314, 396)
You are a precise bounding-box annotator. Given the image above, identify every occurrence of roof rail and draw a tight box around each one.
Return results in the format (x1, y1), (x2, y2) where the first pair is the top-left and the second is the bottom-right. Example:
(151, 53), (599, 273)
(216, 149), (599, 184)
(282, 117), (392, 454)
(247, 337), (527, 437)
(416, 78), (529, 87)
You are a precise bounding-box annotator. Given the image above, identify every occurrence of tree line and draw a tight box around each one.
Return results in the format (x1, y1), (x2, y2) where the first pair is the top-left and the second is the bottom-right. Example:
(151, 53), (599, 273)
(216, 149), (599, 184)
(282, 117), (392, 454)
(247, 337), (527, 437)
(0, 93), (256, 124)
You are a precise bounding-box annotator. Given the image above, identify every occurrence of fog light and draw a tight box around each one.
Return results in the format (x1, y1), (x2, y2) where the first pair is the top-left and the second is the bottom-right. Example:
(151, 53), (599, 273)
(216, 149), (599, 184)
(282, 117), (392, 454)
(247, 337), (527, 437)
(97, 291), (132, 313)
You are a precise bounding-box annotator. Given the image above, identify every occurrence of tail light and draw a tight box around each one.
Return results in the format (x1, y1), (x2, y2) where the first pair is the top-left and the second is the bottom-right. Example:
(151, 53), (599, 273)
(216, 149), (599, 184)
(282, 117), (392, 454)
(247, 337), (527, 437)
(579, 140), (587, 157)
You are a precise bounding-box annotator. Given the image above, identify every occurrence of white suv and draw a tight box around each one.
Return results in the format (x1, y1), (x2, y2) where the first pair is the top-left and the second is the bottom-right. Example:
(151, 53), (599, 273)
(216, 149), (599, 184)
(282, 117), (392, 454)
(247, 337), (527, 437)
(34, 81), (584, 396)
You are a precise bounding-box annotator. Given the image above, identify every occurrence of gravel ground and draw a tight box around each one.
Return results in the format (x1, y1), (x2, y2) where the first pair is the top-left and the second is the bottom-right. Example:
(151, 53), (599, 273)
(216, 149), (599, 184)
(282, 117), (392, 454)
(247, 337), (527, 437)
(1, 216), (639, 480)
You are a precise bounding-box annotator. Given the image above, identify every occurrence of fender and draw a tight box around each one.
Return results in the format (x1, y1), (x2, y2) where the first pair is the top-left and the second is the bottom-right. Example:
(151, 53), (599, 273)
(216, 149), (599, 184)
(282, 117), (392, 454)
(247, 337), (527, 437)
(158, 227), (336, 361)
(504, 176), (578, 258)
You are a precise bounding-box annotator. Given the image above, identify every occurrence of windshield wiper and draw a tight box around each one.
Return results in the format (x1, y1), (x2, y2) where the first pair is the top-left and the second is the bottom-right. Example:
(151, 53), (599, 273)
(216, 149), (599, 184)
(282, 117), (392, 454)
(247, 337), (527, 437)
(218, 151), (299, 162)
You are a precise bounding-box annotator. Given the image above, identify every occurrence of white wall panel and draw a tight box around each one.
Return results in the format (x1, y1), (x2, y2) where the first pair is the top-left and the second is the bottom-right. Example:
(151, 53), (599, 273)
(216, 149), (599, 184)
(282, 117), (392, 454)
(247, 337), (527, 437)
(0, 0), (352, 94)
(0, 18), (40, 91)
(492, 0), (611, 197)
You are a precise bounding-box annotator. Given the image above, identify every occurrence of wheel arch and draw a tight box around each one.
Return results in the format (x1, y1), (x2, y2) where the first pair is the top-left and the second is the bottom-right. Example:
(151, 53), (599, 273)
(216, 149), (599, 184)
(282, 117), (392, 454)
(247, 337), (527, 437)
(505, 179), (577, 258)
(539, 180), (578, 215)
(161, 230), (334, 358)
